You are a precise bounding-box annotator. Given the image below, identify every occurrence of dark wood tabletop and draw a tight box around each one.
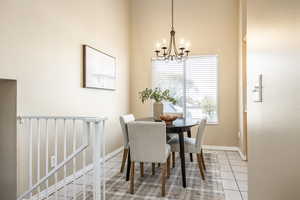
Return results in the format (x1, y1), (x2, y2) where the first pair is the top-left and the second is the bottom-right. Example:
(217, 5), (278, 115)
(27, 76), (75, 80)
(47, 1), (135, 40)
(136, 117), (199, 130)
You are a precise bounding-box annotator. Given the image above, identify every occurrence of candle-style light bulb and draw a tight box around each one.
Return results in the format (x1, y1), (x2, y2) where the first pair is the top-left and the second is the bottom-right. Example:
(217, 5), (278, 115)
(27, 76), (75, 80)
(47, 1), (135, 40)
(162, 39), (167, 46)
(156, 42), (161, 50)
(180, 38), (185, 44)
(179, 38), (185, 48)
(185, 41), (191, 50)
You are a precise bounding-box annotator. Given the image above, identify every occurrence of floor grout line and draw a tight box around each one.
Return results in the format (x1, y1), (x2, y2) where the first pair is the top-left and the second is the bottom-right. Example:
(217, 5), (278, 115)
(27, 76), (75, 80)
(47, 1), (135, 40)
(225, 152), (245, 200)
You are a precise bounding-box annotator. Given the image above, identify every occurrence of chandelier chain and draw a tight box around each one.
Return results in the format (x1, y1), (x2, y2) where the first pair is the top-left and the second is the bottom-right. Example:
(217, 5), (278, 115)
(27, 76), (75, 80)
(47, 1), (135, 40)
(171, 0), (174, 29)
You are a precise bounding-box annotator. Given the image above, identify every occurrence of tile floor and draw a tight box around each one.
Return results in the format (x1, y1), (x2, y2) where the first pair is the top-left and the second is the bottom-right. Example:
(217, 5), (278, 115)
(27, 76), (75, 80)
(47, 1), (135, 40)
(218, 151), (248, 200)
(41, 149), (247, 200)
(105, 150), (248, 200)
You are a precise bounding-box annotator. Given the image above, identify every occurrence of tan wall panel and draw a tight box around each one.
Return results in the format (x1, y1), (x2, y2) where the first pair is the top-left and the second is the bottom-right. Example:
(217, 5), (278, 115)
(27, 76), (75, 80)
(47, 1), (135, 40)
(130, 0), (239, 146)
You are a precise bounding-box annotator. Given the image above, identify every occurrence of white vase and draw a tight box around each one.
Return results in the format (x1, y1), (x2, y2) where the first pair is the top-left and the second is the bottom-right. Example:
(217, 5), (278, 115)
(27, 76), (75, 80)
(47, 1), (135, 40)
(153, 102), (163, 121)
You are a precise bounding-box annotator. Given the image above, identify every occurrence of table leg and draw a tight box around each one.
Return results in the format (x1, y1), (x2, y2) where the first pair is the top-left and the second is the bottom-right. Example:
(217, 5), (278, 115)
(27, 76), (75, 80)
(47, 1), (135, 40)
(187, 130), (193, 162)
(126, 149), (131, 181)
(179, 132), (187, 188)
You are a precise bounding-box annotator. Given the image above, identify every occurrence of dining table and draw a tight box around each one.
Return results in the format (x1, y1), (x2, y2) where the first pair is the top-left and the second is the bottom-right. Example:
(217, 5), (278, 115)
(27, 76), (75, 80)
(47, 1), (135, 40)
(125, 117), (199, 188)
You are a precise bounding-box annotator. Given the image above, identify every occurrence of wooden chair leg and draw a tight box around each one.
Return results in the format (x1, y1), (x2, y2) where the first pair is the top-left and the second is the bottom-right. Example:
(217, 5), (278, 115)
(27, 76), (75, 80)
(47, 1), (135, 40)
(152, 163), (155, 175)
(167, 155), (171, 178)
(172, 152), (175, 168)
(201, 149), (206, 171)
(130, 161), (135, 194)
(161, 163), (167, 197)
(196, 153), (205, 180)
(157, 163), (161, 168)
(120, 148), (128, 173)
(140, 162), (144, 177)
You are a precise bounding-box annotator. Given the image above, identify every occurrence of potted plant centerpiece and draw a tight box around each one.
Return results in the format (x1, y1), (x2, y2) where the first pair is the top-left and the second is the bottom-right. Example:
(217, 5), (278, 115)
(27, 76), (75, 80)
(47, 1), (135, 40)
(139, 87), (177, 121)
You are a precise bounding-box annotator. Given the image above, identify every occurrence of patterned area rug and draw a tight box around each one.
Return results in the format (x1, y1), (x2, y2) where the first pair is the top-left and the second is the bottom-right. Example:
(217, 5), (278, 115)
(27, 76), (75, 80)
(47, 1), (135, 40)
(105, 152), (225, 200)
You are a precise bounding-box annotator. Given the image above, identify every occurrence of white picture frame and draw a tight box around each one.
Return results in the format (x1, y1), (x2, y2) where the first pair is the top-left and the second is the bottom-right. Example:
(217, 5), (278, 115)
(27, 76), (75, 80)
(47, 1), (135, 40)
(83, 45), (116, 90)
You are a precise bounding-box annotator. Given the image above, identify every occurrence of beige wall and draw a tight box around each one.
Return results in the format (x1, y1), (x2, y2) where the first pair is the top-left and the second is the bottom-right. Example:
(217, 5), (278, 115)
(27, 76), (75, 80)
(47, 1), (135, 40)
(0, 0), (130, 155)
(130, 0), (239, 146)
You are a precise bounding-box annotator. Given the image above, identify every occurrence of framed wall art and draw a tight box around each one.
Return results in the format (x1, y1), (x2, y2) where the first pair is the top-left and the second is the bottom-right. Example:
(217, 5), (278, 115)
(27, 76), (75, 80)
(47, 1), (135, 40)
(83, 45), (116, 90)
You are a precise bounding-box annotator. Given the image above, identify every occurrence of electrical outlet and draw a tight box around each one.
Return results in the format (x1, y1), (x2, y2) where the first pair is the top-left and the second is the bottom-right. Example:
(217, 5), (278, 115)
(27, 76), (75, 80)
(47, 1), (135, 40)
(50, 156), (56, 168)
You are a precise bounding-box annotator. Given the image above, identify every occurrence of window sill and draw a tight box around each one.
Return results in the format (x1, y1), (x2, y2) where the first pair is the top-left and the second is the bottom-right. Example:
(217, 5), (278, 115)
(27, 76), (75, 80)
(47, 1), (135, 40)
(207, 122), (219, 125)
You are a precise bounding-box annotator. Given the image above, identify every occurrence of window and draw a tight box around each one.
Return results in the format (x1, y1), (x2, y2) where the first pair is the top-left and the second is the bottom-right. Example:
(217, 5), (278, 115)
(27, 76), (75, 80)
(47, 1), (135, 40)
(152, 55), (218, 123)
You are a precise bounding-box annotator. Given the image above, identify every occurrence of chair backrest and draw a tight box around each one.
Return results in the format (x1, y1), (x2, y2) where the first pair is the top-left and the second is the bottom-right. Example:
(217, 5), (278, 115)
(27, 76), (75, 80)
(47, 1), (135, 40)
(195, 119), (207, 148)
(119, 114), (135, 148)
(127, 121), (167, 163)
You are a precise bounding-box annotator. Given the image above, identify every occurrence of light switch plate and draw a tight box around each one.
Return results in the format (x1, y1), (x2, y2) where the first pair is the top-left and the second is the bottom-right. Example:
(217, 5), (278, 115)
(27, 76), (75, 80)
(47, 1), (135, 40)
(252, 74), (263, 103)
(50, 156), (56, 168)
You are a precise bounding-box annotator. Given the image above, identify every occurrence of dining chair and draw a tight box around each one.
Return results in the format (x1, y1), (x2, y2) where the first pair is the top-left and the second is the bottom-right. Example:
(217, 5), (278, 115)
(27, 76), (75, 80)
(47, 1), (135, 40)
(169, 119), (207, 180)
(119, 114), (135, 173)
(165, 113), (184, 168)
(127, 121), (171, 197)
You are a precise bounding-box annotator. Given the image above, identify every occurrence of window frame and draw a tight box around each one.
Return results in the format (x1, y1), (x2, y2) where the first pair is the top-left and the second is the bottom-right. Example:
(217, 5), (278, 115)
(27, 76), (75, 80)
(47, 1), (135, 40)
(151, 55), (220, 125)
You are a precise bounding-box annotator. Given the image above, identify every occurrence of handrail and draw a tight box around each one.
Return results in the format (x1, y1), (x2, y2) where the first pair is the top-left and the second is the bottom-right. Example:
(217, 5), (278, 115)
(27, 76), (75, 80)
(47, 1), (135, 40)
(17, 143), (89, 200)
(17, 115), (107, 122)
(17, 115), (106, 200)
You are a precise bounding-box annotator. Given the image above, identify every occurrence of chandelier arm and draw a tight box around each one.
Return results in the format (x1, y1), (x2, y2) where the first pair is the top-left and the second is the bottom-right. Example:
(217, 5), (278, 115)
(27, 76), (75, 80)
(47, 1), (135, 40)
(167, 32), (172, 56)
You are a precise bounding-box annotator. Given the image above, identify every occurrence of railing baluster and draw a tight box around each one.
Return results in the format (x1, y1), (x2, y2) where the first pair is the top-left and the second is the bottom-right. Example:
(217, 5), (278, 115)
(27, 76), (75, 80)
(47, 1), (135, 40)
(93, 122), (101, 200)
(37, 119), (41, 199)
(54, 119), (58, 200)
(82, 121), (88, 199)
(101, 121), (106, 200)
(29, 119), (33, 199)
(63, 119), (67, 199)
(72, 119), (77, 199)
(17, 116), (107, 200)
(45, 119), (49, 200)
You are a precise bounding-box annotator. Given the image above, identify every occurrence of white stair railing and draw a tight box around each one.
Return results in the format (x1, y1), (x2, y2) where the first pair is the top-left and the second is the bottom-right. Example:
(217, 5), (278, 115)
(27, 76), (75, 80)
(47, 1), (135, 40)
(17, 116), (106, 200)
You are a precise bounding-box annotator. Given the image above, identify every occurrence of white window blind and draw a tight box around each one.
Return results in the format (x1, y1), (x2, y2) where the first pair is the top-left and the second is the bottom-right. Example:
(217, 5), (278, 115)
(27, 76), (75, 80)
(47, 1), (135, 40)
(152, 60), (184, 114)
(185, 56), (218, 123)
(152, 55), (218, 123)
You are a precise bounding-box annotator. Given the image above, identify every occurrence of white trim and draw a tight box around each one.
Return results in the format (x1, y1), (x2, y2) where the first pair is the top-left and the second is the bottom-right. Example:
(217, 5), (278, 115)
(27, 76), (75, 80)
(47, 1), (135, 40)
(104, 146), (123, 161)
(18, 116), (107, 122)
(25, 165), (93, 200)
(202, 145), (248, 161)
(26, 146), (123, 200)
(202, 145), (239, 151)
(19, 135), (89, 200)
(238, 148), (247, 161)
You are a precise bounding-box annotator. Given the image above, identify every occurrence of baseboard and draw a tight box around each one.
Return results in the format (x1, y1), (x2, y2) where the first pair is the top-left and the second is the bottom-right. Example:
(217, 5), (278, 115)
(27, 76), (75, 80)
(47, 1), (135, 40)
(202, 145), (239, 151)
(25, 164), (94, 200)
(237, 148), (247, 161)
(104, 146), (123, 161)
(202, 145), (247, 161)
(22, 147), (123, 200)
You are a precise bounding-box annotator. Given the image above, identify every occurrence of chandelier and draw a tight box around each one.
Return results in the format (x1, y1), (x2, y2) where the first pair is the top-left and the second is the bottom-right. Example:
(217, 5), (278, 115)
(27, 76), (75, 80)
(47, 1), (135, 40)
(154, 0), (191, 61)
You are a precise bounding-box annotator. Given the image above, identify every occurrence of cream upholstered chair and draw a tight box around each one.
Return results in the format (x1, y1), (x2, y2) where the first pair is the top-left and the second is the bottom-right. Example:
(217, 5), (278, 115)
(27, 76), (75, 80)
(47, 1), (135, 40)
(127, 121), (171, 197)
(119, 114), (135, 173)
(169, 119), (207, 180)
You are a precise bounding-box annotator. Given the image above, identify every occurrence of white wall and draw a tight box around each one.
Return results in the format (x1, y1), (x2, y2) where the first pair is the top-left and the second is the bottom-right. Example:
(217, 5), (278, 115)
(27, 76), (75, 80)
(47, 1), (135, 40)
(0, 0), (130, 154)
(130, 0), (239, 146)
(248, 0), (300, 199)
